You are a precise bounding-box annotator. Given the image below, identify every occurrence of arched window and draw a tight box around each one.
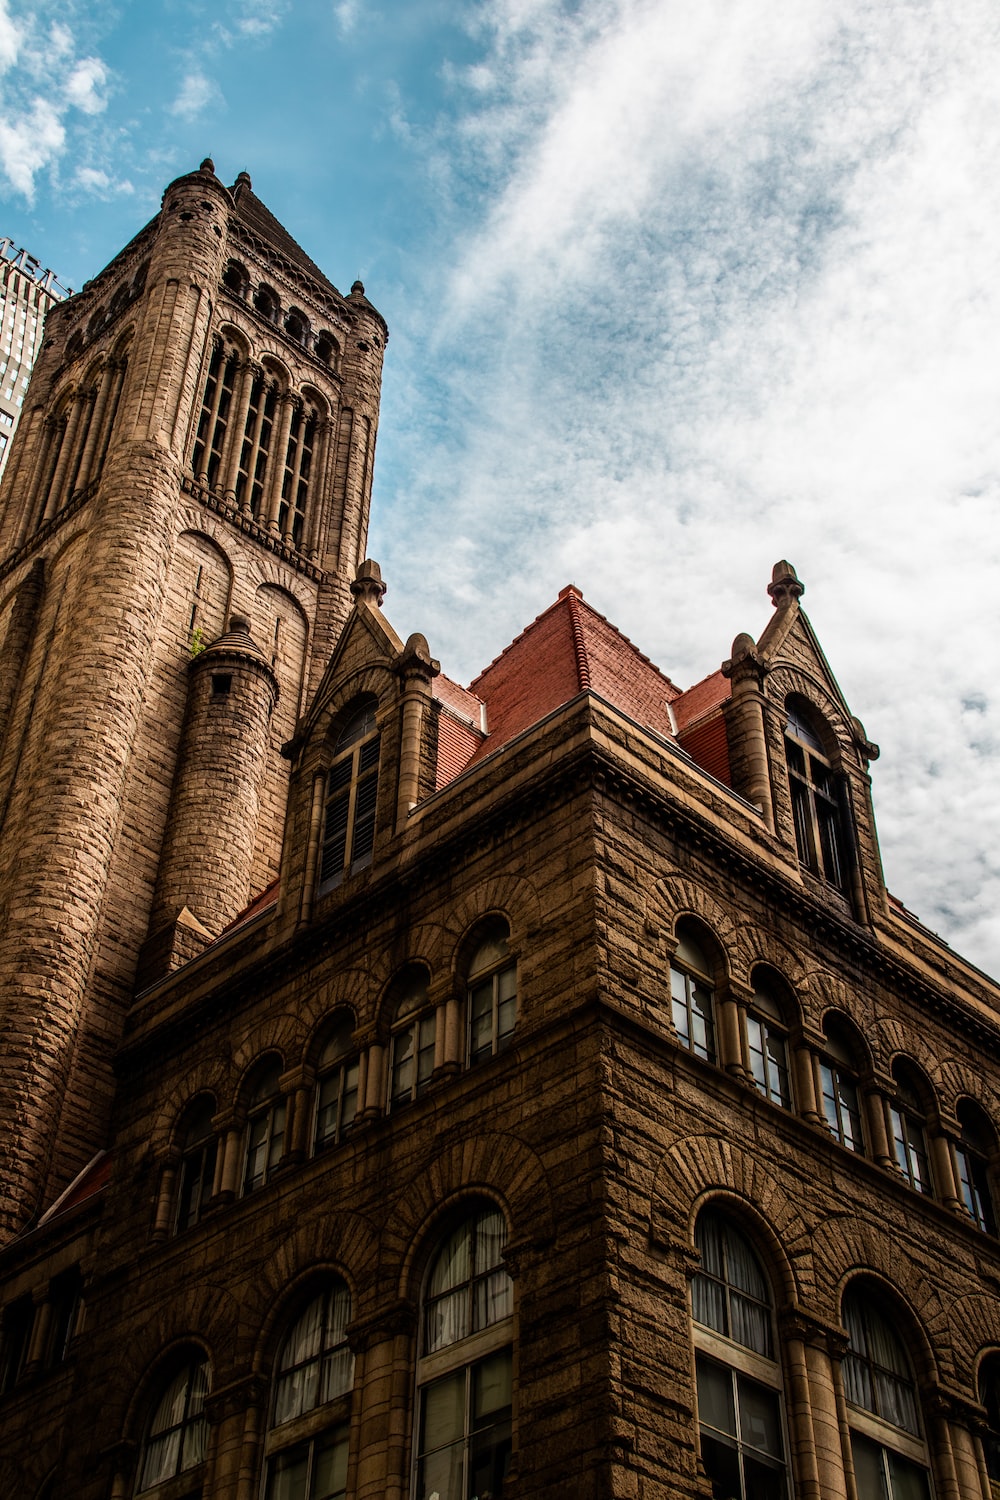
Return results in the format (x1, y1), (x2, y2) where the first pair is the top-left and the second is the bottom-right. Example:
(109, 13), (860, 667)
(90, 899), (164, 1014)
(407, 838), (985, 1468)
(137, 1355), (210, 1492)
(319, 701), (380, 890)
(313, 1017), (359, 1152)
(955, 1101), (996, 1233)
(285, 307), (309, 344)
(784, 697), (849, 890)
(670, 924), (716, 1062)
(416, 1205), (513, 1500)
(745, 971), (792, 1109)
(174, 1097), (217, 1234)
(236, 372), (279, 518)
(264, 1284), (354, 1500)
(978, 1353), (1000, 1481)
(315, 332), (337, 367)
(887, 1065), (932, 1195)
(841, 1289), (930, 1499)
(388, 969), (435, 1109)
(467, 923), (517, 1067)
(222, 260), (248, 298)
(691, 1211), (787, 1498)
(278, 399), (317, 546)
(192, 340), (240, 490)
(255, 284), (280, 323)
(242, 1058), (286, 1195)
(818, 1017), (864, 1153)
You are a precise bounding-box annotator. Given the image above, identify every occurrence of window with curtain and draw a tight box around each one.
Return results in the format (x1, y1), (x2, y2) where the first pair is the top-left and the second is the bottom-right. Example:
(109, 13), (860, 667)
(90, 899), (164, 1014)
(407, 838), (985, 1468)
(466, 925), (516, 1068)
(416, 1205), (513, 1500)
(784, 697), (850, 891)
(319, 701), (380, 891)
(264, 1284), (354, 1500)
(174, 1097), (217, 1234)
(745, 975), (792, 1109)
(388, 970), (435, 1110)
(242, 1059), (286, 1196)
(887, 1069), (932, 1195)
(670, 925), (716, 1062)
(137, 1356), (210, 1492)
(313, 1017), (359, 1153)
(955, 1102), (996, 1234)
(691, 1212), (787, 1499)
(818, 1019), (864, 1153)
(841, 1289), (930, 1500)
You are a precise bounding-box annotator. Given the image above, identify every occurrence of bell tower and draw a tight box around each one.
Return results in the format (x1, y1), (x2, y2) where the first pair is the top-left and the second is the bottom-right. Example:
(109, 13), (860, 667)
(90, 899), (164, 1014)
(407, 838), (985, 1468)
(0, 159), (387, 1237)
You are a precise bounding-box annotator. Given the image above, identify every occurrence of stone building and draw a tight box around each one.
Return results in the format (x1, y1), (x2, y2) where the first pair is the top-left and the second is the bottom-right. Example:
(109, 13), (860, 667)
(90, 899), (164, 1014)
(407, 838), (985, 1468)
(1, 161), (1000, 1500)
(0, 237), (71, 482)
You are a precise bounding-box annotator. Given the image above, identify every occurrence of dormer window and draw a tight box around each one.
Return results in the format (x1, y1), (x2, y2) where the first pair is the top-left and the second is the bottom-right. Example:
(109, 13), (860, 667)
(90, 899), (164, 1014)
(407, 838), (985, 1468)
(319, 700), (380, 890)
(784, 698), (849, 890)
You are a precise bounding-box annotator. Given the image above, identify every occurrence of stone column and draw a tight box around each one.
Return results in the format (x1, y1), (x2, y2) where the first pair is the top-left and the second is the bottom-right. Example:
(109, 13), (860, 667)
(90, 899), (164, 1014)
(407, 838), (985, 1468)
(394, 631), (440, 826)
(722, 634), (774, 830)
(350, 1302), (417, 1500)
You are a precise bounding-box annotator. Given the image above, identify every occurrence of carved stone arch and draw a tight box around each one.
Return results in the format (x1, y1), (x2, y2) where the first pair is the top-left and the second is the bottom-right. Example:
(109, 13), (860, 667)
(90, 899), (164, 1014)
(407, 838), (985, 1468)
(109, 324), (135, 362)
(805, 965), (877, 1052)
(375, 958), (434, 1042)
(385, 916), (452, 980)
(949, 1292), (1000, 1388)
(320, 665), (398, 747)
(231, 1011), (303, 1086)
(936, 1054), (1000, 1121)
(253, 581), (309, 730)
(835, 1263), (947, 1387)
(299, 966), (370, 1051)
(649, 1134), (811, 1306)
(248, 1215), (380, 1374)
(810, 1215), (953, 1376)
(299, 382), (330, 418)
(260, 352), (291, 389)
(148, 1071), (226, 1156)
(740, 933), (812, 1001)
(217, 321), (251, 357)
(387, 1132), (556, 1300)
(872, 1017), (946, 1098)
(170, 529), (233, 652)
(644, 873), (740, 977)
(174, 504), (228, 547)
(442, 875), (543, 973)
(121, 1303), (228, 1441)
(246, 552), (312, 613)
(766, 664), (857, 765)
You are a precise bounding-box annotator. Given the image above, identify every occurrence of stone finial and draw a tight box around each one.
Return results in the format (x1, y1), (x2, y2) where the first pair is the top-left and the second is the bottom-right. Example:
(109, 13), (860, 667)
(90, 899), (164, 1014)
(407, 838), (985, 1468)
(722, 631), (767, 683)
(397, 632), (441, 681)
(234, 170), (252, 190)
(351, 558), (386, 608)
(200, 157), (216, 175)
(350, 280), (365, 297)
(227, 613), (251, 635)
(851, 716), (880, 766)
(767, 560), (804, 609)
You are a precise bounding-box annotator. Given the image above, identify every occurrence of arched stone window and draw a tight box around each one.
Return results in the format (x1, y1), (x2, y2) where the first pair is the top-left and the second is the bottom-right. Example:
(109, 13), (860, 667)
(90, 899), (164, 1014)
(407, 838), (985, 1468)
(416, 1204), (513, 1500)
(955, 1101), (997, 1233)
(264, 1284), (354, 1500)
(315, 332), (338, 367)
(978, 1353), (1000, 1481)
(313, 1016), (359, 1152)
(236, 371), (279, 518)
(222, 260), (249, 299)
(841, 1288), (930, 1498)
(745, 970), (792, 1109)
(691, 1210), (787, 1497)
(466, 921), (517, 1067)
(818, 1016), (864, 1153)
(784, 696), (850, 891)
(174, 1096), (217, 1234)
(136, 1353), (210, 1493)
(242, 1056), (286, 1195)
(387, 968), (435, 1110)
(285, 307), (309, 345)
(319, 699), (380, 891)
(192, 339), (240, 490)
(670, 922), (716, 1062)
(254, 283), (280, 323)
(886, 1062), (933, 1195)
(278, 398), (317, 546)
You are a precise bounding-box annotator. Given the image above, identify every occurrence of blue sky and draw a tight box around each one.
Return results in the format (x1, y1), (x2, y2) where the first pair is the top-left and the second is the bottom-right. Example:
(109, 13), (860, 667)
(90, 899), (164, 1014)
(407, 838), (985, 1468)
(2, 0), (1000, 978)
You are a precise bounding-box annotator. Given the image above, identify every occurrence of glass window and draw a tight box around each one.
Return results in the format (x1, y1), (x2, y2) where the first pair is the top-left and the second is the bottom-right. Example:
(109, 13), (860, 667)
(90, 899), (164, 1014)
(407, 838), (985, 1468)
(416, 1206), (514, 1500)
(746, 978), (791, 1109)
(842, 1290), (928, 1497)
(888, 1073), (932, 1195)
(266, 1285), (353, 1500)
(243, 1060), (286, 1196)
(785, 699), (850, 891)
(314, 1018), (359, 1152)
(389, 971), (435, 1110)
(818, 1022), (864, 1153)
(955, 1105), (996, 1234)
(175, 1098), (217, 1233)
(320, 702), (380, 890)
(979, 1354), (1000, 1482)
(137, 1356), (210, 1492)
(467, 928), (517, 1067)
(670, 927), (716, 1062)
(691, 1212), (786, 1500)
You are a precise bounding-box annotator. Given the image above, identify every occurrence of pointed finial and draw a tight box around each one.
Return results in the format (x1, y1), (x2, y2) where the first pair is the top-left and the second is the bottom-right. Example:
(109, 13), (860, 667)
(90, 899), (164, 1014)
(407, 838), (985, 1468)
(199, 157), (216, 175)
(351, 558), (386, 608)
(767, 560), (804, 609)
(350, 280), (365, 297)
(234, 170), (252, 191)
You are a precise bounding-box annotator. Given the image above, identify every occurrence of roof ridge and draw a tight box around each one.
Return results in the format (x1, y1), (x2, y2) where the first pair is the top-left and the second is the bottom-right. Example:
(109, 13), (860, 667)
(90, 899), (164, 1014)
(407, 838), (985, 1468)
(564, 588), (592, 690)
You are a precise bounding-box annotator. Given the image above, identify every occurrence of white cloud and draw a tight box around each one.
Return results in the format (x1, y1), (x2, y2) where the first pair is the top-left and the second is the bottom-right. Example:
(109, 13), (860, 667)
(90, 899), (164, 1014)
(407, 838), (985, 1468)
(0, 0), (21, 72)
(75, 163), (133, 196)
(334, 0), (360, 36)
(64, 57), (109, 115)
(0, 94), (63, 198)
(373, 0), (1000, 976)
(170, 70), (219, 120)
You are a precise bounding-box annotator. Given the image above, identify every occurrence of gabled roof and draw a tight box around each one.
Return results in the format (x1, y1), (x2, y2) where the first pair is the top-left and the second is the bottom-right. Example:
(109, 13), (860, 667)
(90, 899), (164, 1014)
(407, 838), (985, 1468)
(230, 173), (338, 296)
(467, 586), (680, 761)
(672, 668), (730, 732)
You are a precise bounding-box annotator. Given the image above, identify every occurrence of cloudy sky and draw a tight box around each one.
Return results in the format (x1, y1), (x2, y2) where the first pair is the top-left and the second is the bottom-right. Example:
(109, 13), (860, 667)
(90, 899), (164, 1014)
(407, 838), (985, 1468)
(1, 0), (999, 978)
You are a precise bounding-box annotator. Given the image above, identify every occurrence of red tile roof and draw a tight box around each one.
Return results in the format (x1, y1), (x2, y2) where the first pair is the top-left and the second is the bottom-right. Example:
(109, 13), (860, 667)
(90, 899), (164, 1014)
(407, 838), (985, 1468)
(672, 668), (730, 732)
(467, 586), (681, 763)
(36, 1151), (111, 1229)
